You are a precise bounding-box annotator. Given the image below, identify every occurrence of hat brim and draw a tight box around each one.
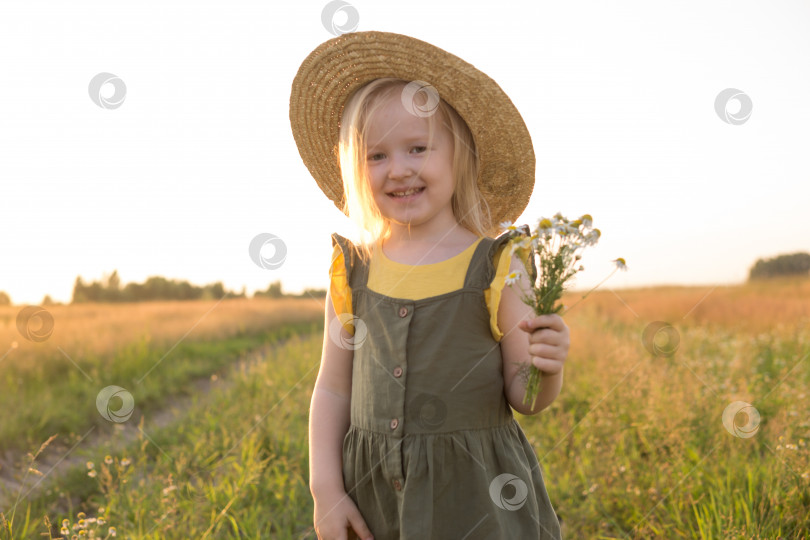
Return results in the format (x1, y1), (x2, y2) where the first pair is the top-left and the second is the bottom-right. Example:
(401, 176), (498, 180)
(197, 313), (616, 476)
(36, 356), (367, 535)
(289, 31), (535, 238)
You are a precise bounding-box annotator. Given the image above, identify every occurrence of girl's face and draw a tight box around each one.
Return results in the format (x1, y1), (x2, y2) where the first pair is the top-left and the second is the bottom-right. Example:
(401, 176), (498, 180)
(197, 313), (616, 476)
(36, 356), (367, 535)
(363, 90), (456, 234)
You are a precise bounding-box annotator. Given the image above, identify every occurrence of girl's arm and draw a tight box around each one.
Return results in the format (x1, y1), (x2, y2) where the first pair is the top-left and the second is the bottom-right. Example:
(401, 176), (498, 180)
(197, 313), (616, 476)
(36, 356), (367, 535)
(310, 293), (374, 540)
(498, 253), (567, 416)
(309, 289), (354, 498)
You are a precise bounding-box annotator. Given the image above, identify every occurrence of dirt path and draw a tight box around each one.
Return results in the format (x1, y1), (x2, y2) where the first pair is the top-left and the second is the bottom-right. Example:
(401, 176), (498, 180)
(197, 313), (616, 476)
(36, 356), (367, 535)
(0, 334), (306, 513)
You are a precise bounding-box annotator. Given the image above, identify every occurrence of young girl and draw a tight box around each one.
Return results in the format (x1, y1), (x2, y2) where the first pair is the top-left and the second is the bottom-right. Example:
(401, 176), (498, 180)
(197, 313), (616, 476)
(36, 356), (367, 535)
(290, 31), (568, 540)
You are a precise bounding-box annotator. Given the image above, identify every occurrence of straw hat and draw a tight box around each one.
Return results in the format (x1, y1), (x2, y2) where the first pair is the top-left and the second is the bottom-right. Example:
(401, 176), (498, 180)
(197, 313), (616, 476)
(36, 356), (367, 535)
(289, 30), (535, 237)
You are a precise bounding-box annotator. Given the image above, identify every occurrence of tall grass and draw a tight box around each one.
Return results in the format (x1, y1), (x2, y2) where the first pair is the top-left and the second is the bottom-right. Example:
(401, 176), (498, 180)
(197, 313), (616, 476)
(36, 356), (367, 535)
(0, 298), (323, 454)
(2, 331), (323, 539)
(2, 280), (809, 538)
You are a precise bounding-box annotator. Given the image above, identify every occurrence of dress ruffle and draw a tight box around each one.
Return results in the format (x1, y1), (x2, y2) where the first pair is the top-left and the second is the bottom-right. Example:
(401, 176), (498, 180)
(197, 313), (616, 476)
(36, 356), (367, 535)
(342, 421), (561, 539)
(329, 244), (355, 336)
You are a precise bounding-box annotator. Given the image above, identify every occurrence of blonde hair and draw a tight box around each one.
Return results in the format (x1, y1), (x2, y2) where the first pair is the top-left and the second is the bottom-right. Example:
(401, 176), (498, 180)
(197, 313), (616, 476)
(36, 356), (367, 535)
(337, 78), (492, 264)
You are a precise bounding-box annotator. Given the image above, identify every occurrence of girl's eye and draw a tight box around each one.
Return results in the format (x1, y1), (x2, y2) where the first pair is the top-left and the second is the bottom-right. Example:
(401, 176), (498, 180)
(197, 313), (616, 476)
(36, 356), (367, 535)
(411, 146), (427, 154)
(368, 153), (385, 161)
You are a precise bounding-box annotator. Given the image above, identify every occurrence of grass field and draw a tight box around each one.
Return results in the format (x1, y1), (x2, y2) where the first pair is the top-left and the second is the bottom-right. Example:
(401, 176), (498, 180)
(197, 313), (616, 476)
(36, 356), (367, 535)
(0, 280), (808, 539)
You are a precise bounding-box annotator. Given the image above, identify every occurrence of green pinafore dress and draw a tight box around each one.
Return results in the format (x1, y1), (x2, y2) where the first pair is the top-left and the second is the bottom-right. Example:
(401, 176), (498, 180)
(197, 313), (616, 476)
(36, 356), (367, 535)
(331, 231), (562, 540)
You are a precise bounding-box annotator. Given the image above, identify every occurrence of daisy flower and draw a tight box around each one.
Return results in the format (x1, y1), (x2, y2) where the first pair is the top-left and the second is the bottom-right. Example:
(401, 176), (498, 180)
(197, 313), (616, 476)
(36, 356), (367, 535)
(500, 220), (520, 233)
(505, 271), (522, 285)
(537, 217), (553, 232)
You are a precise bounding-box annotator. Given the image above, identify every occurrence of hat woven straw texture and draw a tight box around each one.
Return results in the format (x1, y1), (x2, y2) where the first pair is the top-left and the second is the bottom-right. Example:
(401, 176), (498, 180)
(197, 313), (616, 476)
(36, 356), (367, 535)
(289, 31), (535, 238)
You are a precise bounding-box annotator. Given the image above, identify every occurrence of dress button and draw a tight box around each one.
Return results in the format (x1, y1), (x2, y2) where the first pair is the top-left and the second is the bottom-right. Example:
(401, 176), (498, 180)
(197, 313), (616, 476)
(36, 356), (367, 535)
(398, 306), (408, 317)
(393, 479), (402, 491)
(390, 418), (399, 430)
(393, 366), (403, 378)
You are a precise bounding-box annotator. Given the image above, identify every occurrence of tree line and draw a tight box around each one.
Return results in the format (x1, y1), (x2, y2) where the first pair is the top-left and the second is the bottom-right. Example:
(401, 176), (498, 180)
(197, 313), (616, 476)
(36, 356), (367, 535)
(748, 252), (810, 280)
(0, 271), (325, 306)
(3, 251), (805, 306)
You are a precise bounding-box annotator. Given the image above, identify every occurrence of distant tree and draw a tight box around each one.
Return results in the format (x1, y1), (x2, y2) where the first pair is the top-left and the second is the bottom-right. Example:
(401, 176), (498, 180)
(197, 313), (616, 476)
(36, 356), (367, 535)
(254, 280), (284, 299)
(71, 271), (243, 303)
(749, 252), (810, 280)
(42, 295), (56, 306)
(297, 287), (327, 299)
(72, 277), (86, 303)
(0, 291), (10, 306)
(205, 282), (226, 300)
(102, 270), (123, 302)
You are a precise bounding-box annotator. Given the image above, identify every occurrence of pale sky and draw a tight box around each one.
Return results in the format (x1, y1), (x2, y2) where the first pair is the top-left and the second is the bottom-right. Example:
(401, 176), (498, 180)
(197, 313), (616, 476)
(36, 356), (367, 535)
(1, 0), (809, 306)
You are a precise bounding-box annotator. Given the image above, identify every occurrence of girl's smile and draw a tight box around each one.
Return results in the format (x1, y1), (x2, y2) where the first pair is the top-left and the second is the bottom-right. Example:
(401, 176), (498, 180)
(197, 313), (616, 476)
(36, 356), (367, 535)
(387, 186), (425, 201)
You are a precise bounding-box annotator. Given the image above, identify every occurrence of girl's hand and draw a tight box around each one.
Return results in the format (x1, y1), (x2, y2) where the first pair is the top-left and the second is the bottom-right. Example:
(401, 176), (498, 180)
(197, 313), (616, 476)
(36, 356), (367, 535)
(313, 488), (374, 540)
(517, 314), (569, 375)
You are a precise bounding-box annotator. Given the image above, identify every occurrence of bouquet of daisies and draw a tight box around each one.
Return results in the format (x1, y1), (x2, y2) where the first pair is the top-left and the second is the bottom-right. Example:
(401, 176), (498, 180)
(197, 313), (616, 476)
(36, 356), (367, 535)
(501, 213), (626, 409)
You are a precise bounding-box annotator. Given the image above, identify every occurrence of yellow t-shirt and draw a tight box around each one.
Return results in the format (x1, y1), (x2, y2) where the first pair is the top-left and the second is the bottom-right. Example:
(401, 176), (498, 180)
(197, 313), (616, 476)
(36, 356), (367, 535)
(329, 237), (526, 342)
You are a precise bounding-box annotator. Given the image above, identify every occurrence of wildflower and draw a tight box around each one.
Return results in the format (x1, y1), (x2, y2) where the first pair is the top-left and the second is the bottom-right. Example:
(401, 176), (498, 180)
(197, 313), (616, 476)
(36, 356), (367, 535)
(529, 233), (540, 250)
(613, 258), (627, 271)
(538, 218), (553, 232)
(120, 457), (131, 467)
(109, 527), (117, 537)
(505, 271), (521, 286)
(104, 455), (113, 465)
(62, 519), (70, 528)
(62, 527), (70, 535)
(504, 212), (625, 408)
(554, 221), (571, 236)
(580, 483), (598, 496)
(77, 513), (86, 520)
(85, 462), (93, 470)
(87, 470), (97, 478)
(500, 220), (519, 233)
(509, 236), (532, 256)
(583, 229), (601, 247)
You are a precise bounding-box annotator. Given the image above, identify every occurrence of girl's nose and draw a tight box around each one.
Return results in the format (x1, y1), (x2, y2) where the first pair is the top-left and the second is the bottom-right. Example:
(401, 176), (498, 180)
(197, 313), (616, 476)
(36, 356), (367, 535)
(387, 153), (414, 179)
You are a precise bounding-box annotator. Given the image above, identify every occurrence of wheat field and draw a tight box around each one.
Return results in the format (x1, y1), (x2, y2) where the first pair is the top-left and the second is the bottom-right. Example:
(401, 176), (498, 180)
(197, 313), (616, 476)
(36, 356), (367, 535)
(1, 280), (808, 539)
